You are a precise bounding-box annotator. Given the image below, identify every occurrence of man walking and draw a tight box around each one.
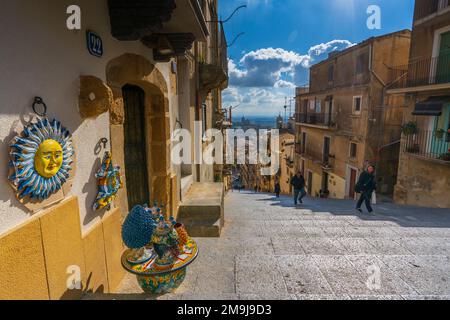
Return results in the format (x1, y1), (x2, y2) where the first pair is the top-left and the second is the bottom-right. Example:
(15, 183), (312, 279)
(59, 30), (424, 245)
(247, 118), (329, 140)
(355, 165), (377, 214)
(291, 172), (306, 205)
(274, 178), (281, 198)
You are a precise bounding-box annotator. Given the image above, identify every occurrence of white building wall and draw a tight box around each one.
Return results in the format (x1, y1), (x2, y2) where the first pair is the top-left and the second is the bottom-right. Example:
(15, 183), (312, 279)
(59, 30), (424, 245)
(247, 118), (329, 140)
(0, 0), (175, 235)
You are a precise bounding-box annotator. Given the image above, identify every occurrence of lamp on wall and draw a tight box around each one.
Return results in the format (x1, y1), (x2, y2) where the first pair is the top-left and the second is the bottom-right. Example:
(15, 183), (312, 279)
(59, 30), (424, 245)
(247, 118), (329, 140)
(156, 35), (174, 56)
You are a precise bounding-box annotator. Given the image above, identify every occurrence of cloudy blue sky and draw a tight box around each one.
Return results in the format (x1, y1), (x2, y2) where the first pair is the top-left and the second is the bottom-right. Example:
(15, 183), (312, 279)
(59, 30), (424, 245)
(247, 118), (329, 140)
(218, 0), (415, 117)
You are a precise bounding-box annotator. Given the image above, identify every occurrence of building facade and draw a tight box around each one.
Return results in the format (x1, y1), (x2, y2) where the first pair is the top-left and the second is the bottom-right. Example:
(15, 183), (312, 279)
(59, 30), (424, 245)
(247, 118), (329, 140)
(278, 131), (295, 195)
(0, 0), (228, 299)
(388, 0), (450, 208)
(294, 30), (411, 200)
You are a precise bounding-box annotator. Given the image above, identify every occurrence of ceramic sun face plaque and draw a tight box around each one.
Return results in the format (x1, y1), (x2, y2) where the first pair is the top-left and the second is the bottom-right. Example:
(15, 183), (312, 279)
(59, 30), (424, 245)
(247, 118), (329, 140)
(93, 151), (122, 211)
(8, 118), (74, 202)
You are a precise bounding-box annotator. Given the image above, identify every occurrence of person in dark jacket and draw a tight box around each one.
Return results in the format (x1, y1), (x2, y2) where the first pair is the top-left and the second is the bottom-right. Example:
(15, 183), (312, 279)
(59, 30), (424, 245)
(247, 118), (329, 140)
(274, 179), (281, 198)
(355, 165), (377, 214)
(290, 172), (306, 205)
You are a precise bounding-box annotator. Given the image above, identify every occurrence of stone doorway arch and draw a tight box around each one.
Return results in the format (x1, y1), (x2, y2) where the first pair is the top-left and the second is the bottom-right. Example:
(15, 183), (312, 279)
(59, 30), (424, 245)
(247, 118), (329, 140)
(106, 53), (171, 216)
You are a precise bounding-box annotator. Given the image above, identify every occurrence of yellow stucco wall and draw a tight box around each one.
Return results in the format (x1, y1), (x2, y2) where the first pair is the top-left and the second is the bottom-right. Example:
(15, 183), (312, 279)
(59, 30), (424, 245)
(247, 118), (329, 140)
(40, 197), (86, 300)
(395, 153), (450, 208)
(102, 208), (126, 292)
(0, 197), (125, 300)
(328, 173), (346, 199)
(310, 172), (323, 197)
(0, 218), (49, 300)
(83, 222), (109, 295)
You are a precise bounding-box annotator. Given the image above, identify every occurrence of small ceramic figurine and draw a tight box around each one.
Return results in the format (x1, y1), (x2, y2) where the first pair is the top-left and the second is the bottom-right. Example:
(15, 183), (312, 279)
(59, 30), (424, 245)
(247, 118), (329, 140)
(9, 118), (74, 200)
(93, 151), (122, 211)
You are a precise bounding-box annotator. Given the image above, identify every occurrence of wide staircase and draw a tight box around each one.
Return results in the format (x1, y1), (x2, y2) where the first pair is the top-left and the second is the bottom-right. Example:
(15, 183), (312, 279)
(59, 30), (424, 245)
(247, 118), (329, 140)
(177, 183), (224, 237)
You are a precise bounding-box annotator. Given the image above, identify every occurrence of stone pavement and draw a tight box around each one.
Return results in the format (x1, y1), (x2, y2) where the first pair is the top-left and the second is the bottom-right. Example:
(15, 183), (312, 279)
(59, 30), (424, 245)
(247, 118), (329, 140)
(87, 191), (450, 300)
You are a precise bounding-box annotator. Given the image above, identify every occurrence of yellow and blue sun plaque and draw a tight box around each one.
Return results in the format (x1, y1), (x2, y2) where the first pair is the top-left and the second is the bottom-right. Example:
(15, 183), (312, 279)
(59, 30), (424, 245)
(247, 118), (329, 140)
(8, 118), (74, 200)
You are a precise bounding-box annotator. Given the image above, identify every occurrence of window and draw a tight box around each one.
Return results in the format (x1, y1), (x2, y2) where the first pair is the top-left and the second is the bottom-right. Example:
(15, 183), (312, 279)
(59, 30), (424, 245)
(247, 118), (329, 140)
(301, 132), (307, 154)
(353, 96), (362, 114)
(303, 100), (308, 113)
(328, 65), (334, 82)
(350, 142), (357, 159)
(356, 53), (367, 74)
(315, 99), (322, 113)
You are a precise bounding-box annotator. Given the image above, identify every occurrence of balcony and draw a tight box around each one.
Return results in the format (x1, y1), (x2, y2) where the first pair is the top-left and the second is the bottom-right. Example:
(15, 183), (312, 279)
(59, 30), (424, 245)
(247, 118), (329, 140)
(403, 129), (450, 162)
(108, 0), (208, 61)
(199, 25), (228, 92)
(298, 147), (335, 170)
(414, 0), (449, 25)
(296, 113), (335, 128)
(388, 54), (450, 91)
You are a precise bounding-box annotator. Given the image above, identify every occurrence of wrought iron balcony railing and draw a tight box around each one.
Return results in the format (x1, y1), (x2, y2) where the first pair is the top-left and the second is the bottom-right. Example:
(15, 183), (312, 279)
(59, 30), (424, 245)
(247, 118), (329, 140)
(199, 24), (228, 92)
(297, 147), (335, 169)
(414, 0), (449, 21)
(389, 53), (450, 89)
(296, 113), (334, 127)
(403, 129), (450, 161)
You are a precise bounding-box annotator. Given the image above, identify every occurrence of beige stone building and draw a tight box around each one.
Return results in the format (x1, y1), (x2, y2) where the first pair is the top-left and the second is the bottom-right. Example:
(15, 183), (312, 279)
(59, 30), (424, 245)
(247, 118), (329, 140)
(294, 30), (411, 200)
(0, 0), (228, 300)
(278, 131), (296, 195)
(388, 0), (450, 208)
(238, 129), (294, 196)
(240, 163), (274, 193)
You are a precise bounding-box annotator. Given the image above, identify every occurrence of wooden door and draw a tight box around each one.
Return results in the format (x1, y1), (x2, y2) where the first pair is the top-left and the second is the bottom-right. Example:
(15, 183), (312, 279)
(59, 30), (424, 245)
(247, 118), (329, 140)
(323, 137), (331, 164)
(307, 171), (313, 195)
(349, 169), (357, 199)
(122, 85), (150, 209)
(322, 172), (329, 193)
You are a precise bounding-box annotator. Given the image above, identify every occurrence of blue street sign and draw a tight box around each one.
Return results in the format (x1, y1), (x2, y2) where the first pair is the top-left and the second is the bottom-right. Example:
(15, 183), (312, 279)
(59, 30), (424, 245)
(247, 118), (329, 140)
(86, 30), (103, 58)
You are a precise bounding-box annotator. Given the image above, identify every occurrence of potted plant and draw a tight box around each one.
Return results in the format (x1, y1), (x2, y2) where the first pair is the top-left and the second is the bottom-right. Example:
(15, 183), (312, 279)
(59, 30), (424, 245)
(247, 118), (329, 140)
(401, 121), (418, 136)
(438, 153), (450, 161)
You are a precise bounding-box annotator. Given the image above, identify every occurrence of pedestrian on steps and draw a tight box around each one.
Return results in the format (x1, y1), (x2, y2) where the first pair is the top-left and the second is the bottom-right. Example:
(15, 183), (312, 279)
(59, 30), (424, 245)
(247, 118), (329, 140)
(355, 165), (377, 214)
(291, 172), (306, 205)
(274, 179), (281, 198)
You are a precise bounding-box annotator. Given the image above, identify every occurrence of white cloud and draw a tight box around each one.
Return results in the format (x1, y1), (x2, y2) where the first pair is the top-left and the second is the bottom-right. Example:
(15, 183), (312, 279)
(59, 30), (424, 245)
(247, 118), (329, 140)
(229, 39), (355, 88)
(308, 39), (355, 60)
(224, 39), (355, 116)
(274, 80), (295, 88)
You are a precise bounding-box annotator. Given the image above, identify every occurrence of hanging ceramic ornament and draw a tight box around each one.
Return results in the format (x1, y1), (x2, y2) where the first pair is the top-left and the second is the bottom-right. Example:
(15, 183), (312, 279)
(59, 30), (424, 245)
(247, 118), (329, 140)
(93, 151), (122, 211)
(8, 118), (74, 201)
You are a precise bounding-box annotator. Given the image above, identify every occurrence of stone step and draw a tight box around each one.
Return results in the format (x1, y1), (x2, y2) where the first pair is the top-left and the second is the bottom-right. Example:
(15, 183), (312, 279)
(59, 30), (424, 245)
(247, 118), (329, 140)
(178, 205), (222, 221)
(184, 219), (222, 238)
(177, 182), (224, 238)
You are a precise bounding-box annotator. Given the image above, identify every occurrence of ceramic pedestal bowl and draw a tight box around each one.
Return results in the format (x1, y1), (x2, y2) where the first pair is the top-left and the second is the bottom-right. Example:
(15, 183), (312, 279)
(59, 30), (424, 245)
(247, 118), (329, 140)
(136, 268), (187, 294)
(121, 239), (198, 295)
